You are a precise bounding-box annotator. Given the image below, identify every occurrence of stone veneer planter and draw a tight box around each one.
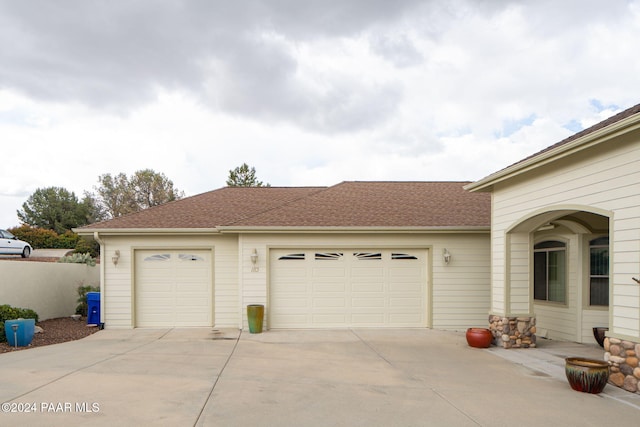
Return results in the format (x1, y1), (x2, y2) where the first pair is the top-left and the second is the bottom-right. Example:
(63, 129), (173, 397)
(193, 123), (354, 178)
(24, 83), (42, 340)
(488, 315), (536, 348)
(604, 337), (640, 394)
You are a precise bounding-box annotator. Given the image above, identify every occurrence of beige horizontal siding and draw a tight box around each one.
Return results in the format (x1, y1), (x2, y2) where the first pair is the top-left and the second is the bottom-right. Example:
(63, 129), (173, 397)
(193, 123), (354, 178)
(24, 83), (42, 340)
(491, 136), (640, 339)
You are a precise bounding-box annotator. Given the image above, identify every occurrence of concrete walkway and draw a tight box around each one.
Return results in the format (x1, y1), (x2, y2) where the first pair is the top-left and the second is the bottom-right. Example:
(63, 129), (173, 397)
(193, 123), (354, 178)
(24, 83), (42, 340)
(0, 328), (638, 426)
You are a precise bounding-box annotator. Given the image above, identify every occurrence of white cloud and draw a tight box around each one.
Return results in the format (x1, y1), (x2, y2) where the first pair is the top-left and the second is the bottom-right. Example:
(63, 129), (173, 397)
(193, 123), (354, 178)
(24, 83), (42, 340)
(1, 0), (640, 228)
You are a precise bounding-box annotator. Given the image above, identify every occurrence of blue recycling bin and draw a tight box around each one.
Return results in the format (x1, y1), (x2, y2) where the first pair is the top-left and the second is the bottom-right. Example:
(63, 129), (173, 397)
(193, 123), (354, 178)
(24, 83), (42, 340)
(4, 319), (35, 347)
(87, 292), (101, 325)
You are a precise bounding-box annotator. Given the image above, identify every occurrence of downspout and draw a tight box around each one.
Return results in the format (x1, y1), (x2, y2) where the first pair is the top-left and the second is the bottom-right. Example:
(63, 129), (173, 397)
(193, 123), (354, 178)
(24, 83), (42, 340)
(238, 234), (245, 331)
(93, 232), (105, 328)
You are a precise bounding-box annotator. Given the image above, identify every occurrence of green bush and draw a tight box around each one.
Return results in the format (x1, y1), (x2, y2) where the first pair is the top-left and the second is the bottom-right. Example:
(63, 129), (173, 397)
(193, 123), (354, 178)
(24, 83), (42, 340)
(55, 231), (81, 249)
(76, 284), (100, 316)
(58, 253), (96, 267)
(8, 225), (57, 249)
(74, 237), (100, 258)
(0, 304), (39, 343)
(8, 225), (83, 249)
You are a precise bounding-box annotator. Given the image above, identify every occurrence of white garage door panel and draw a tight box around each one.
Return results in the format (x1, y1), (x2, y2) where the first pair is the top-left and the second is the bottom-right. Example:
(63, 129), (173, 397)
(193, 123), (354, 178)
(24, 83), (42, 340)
(270, 249), (427, 328)
(135, 250), (212, 327)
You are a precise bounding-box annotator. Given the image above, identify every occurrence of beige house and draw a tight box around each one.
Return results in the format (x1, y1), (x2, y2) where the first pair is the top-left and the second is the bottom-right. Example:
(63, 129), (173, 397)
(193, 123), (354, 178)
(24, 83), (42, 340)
(75, 104), (640, 394)
(466, 103), (640, 393)
(77, 182), (491, 332)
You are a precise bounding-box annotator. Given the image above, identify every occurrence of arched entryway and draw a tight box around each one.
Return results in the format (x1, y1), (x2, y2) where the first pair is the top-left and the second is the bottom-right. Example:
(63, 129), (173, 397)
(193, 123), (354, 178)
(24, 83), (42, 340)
(506, 207), (610, 344)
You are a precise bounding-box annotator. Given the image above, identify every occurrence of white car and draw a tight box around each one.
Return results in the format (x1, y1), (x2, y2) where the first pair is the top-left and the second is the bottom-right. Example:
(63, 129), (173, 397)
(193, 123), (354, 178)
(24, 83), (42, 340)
(0, 229), (32, 258)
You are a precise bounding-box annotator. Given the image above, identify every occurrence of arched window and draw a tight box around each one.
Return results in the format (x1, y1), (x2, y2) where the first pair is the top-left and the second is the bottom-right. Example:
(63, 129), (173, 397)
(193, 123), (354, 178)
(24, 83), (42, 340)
(589, 237), (609, 306)
(534, 241), (566, 303)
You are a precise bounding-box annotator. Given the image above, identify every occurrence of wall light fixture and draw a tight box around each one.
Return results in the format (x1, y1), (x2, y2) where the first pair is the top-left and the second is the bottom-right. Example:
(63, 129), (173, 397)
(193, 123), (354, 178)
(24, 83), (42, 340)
(250, 249), (259, 272)
(443, 248), (452, 265)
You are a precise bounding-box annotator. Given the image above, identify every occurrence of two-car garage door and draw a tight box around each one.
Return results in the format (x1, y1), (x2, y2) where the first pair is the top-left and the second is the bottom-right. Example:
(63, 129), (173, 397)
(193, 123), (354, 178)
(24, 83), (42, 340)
(270, 249), (427, 328)
(135, 250), (212, 327)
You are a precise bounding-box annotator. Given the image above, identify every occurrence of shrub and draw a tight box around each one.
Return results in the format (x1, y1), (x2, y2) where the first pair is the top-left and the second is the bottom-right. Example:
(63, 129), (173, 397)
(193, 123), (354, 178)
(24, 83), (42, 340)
(74, 237), (100, 258)
(8, 225), (82, 249)
(8, 225), (57, 249)
(0, 304), (39, 343)
(58, 253), (96, 267)
(76, 284), (100, 316)
(55, 231), (81, 249)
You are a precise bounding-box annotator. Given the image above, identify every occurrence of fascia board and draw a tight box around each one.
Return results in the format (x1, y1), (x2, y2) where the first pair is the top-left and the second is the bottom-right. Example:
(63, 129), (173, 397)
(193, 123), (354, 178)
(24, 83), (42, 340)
(73, 228), (220, 236)
(465, 112), (640, 192)
(217, 226), (490, 234)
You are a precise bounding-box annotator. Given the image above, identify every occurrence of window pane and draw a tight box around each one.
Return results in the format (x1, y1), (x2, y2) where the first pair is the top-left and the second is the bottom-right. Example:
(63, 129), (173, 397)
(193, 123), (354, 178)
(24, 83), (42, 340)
(354, 252), (382, 260)
(278, 253), (305, 260)
(144, 254), (171, 262)
(590, 237), (609, 246)
(590, 247), (609, 276)
(590, 277), (609, 306)
(315, 252), (343, 260)
(534, 241), (565, 250)
(548, 250), (566, 303)
(589, 237), (609, 307)
(534, 252), (547, 300)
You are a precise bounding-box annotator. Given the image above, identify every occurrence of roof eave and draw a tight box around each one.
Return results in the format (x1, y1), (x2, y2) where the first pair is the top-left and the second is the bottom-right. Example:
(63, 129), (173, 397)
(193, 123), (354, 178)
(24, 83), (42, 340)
(73, 227), (220, 236)
(217, 226), (490, 234)
(465, 111), (640, 193)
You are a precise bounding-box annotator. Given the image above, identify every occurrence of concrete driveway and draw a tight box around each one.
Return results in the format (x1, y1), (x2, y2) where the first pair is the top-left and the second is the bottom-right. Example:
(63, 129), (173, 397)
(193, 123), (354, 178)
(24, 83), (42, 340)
(0, 328), (639, 426)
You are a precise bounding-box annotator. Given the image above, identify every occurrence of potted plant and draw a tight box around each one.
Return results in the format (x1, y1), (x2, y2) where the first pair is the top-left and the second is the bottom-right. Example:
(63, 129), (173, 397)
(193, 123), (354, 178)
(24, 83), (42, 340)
(466, 327), (493, 348)
(565, 357), (609, 394)
(592, 327), (608, 347)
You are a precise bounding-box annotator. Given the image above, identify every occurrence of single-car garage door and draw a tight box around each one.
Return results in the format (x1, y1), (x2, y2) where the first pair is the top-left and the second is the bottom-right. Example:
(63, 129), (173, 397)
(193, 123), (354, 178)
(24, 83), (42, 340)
(270, 249), (427, 328)
(135, 250), (212, 327)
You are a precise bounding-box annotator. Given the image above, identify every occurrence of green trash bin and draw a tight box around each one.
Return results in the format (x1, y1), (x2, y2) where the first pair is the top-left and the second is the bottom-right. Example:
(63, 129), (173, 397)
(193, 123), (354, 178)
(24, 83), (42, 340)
(247, 304), (264, 334)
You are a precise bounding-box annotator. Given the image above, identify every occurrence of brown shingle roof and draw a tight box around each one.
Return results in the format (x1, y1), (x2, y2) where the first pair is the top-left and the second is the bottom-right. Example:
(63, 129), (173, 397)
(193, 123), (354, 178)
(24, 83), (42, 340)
(78, 181), (490, 231)
(228, 181), (489, 227)
(79, 187), (325, 230)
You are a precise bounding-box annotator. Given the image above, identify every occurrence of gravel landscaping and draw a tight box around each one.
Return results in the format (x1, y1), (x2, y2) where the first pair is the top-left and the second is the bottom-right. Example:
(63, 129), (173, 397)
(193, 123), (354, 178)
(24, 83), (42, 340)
(0, 317), (100, 353)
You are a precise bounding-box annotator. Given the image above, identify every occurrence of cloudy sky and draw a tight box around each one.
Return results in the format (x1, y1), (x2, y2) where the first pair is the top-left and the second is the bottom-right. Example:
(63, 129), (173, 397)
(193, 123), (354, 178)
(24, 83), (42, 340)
(1, 0), (639, 228)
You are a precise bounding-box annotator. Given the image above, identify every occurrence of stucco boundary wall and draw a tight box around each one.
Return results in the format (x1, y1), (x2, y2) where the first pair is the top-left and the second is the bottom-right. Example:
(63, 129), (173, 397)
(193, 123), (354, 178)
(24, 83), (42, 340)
(0, 262), (100, 321)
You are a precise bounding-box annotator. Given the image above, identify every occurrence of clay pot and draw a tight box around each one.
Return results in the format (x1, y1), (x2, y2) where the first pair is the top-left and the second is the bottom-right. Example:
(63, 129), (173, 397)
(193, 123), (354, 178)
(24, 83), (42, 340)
(466, 328), (492, 348)
(247, 304), (264, 334)
(565, 357), (609, 394)
(592, 327), (608, 348)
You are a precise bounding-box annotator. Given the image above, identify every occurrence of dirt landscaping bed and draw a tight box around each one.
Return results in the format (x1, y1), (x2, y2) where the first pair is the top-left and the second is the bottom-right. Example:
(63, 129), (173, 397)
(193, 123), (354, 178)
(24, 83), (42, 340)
(0, 317), (100, 353)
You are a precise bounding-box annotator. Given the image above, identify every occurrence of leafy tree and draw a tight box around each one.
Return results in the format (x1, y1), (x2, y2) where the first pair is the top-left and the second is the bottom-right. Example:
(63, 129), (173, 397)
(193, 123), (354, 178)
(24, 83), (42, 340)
(93, 169), (184, 218)
(226, 163), (270, 187)
(81, 192), (109, 224)
(95, 172), (137, 218)
(130, 169), (183, 210)
(17, 187), (90, 234)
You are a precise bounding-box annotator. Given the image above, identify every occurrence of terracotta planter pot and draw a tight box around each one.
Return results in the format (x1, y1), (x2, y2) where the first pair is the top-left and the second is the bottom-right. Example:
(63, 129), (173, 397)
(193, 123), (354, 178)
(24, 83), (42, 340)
(565, 357), (609, 394)
(466, 328), (492, 348)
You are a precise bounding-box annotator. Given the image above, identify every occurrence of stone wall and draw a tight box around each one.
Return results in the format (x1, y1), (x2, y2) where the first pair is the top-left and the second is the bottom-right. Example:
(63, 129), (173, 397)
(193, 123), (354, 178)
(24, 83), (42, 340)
(488, 315), (537, 348)
(604, 337), (640, 394)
